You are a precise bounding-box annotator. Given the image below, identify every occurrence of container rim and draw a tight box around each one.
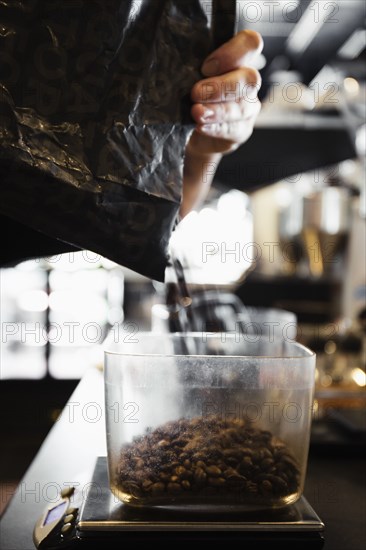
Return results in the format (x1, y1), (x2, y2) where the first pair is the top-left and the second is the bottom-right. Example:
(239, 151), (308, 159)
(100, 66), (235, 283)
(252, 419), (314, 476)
(103, 331), (315, 360)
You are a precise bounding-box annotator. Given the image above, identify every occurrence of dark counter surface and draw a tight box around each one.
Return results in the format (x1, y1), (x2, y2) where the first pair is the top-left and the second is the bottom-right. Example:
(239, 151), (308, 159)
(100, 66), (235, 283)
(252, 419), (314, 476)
(1, 367), (365, 550)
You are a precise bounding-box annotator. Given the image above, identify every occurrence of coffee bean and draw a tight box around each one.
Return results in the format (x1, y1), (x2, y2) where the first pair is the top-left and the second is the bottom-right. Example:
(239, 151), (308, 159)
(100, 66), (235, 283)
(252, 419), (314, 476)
(272, 476), (289, 494)
(208, 477), (226, 487)
(263, 448), (273, 458)
(174, 438), (188, 448)
(134, 458), (144, 469)
(226, 474), (247, 487)
(142, 480), (153, 491)
(252, 449), (266, 463)
(205, 465), (222, 477)
(225, 428), (240, 440)
(241, 447), (254, 457)
(240, 456), (253, 473)
(193, 467), (207, 486)
(278, 472), (289, 483)
(157, 473), (169, 483)
(280, 455), (299, 469)
(256, 473), (290, 495)
(223, 448), (243, 461)
(223, 467), (236, 477)
(192, 452), (206, 461)
(116, 416), (300, 505)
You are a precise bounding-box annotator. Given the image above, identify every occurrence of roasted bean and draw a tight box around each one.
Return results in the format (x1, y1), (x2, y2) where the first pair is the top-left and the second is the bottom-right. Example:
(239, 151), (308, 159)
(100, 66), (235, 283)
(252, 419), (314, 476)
(205, 465), (222, 477)
(226, 474), (247, 487)
(142, 480), (153, 491)
(116, 416), (300, 504)
(208, 477), (226, 487)
(194, 468), (207, 485)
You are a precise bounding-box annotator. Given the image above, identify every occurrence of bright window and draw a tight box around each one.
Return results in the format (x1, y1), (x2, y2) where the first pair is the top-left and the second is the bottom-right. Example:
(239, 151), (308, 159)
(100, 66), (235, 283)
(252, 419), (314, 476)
(0, 253), (124, 379)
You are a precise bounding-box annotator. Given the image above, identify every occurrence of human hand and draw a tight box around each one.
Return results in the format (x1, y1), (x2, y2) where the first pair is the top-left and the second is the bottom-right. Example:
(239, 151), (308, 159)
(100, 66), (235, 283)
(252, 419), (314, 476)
(189, 29), (263, 155)
(181, 30), (263, 216)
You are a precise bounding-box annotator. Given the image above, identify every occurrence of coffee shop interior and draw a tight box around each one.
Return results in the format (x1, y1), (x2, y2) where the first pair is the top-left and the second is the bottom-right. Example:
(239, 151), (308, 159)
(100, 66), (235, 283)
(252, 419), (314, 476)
(1, 1), (365, 549)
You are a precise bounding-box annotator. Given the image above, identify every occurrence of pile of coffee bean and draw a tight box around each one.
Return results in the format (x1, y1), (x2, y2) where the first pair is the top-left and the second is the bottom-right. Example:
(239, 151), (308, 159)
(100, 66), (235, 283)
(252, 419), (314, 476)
(116, 416), (300, 504)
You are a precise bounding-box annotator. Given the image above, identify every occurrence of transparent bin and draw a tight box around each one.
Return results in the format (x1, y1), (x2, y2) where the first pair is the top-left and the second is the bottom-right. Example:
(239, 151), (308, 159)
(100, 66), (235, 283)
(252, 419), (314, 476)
(104, 332), (315, 512)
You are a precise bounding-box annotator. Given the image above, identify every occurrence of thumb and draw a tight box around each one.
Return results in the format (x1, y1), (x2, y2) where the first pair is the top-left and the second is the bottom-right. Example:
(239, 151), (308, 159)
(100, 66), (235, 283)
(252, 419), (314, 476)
(202, 30), (263, 77)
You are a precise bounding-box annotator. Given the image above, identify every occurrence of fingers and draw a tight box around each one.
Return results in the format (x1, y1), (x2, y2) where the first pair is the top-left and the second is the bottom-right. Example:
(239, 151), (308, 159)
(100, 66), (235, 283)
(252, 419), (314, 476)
(191, 96), (261, 125)
(201, 30), (263, 77)
(191, 67), (261, 104)
(195, 106), (259, 143)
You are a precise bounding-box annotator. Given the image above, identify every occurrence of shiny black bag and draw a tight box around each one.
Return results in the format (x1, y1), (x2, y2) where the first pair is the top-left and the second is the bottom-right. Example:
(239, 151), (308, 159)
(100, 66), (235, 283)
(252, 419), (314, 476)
(0, 0), (235, 280)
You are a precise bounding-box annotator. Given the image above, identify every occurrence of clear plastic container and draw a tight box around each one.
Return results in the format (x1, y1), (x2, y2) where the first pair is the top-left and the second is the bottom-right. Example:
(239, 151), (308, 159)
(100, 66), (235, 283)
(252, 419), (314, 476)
(104, 332), (315, 512)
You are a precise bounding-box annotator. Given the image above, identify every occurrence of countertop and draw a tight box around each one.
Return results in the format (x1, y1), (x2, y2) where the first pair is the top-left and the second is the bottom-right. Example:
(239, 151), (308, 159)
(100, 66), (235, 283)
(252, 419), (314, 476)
(0, 367), (365, 550)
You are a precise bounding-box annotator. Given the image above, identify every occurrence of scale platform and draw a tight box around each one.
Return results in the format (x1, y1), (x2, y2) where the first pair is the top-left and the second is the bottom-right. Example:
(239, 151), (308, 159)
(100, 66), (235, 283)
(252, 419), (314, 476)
(34, 457), (325, 549)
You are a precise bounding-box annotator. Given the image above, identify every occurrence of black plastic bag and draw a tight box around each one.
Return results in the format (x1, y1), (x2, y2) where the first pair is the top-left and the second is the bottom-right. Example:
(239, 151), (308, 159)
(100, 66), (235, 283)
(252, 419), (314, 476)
(0, 0), (236, 280)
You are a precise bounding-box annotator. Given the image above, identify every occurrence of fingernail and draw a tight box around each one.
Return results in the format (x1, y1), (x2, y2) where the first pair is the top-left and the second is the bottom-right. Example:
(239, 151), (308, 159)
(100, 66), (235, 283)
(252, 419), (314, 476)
(201, 109), (215, 122)
(202, 58), (219, 76)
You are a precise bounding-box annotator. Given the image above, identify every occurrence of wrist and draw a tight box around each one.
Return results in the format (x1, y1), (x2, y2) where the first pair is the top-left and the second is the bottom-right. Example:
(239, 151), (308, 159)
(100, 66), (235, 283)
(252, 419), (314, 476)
(181, 150), (222, 218)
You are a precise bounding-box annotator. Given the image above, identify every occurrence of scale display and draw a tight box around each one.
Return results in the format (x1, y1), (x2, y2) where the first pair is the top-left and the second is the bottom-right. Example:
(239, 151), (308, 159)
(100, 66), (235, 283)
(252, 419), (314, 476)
(43, 503), (68, 526)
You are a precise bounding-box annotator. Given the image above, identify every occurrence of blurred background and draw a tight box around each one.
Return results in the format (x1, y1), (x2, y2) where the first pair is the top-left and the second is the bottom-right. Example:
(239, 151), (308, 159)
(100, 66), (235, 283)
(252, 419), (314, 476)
(1, 0), (365, 513)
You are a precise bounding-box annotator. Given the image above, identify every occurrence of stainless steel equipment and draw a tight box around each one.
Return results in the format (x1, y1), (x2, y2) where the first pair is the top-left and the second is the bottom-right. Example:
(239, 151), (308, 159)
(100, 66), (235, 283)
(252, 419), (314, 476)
(279, 186), (352, 278)
(301, 187), (351, 278)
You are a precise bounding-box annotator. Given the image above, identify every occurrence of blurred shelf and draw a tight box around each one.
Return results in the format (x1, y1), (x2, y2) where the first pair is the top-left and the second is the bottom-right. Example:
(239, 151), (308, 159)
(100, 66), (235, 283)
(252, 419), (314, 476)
(216, 113), (357, 190)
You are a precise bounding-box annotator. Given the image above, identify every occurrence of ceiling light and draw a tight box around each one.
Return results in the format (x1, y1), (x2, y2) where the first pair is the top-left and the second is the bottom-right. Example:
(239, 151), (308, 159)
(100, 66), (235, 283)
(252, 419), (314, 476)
(338, 29), (366, 59)
(343, 77), (360, 96)
(287, 1), (325, 54)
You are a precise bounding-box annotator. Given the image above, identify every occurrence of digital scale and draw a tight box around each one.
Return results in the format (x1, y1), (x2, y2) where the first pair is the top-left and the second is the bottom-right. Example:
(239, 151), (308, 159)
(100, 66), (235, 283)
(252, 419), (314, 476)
(34, 457), (325, 549)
